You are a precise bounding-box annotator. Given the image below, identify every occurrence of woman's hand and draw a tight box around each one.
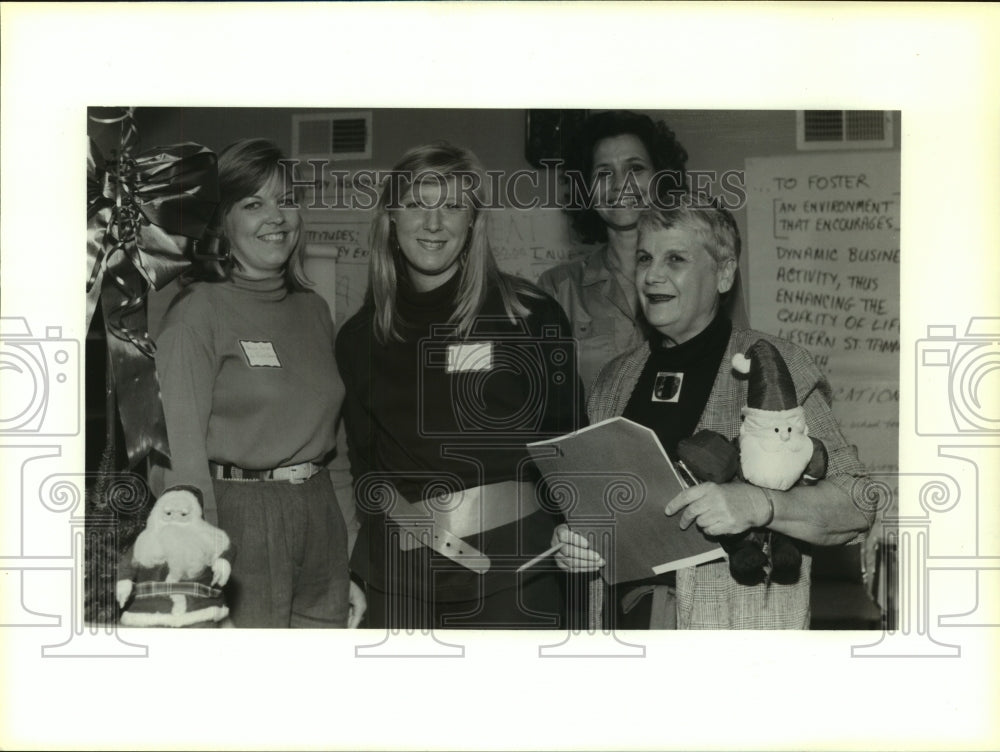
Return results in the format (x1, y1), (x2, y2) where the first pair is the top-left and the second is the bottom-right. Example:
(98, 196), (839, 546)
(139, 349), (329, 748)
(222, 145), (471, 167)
(347, 581), (367, 628)
(664, 482), (769, 537)
(551, 523), (606, 573)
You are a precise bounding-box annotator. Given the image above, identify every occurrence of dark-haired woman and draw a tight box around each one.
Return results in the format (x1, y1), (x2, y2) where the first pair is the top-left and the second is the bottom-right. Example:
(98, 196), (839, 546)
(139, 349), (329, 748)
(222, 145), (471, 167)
(154, 138), (364, 628)
(538, 110), (689, 398)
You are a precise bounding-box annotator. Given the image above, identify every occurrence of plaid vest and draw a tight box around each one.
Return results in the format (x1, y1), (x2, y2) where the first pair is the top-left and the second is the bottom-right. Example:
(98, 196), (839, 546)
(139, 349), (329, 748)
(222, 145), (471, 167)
(588, 327), (873, 629)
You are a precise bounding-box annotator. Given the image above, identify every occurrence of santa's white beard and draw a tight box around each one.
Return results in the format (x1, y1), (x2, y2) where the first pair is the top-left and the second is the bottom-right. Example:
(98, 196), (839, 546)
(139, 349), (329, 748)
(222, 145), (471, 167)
(134, 522), (227, 581)
(739, 407), (812, 491)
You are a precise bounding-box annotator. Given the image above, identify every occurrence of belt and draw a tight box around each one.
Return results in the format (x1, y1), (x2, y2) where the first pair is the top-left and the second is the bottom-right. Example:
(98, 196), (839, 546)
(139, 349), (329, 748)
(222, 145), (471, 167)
(209, 461), (321, 484)
(386, 480), (540, 574)
(134, 581), (223, 599)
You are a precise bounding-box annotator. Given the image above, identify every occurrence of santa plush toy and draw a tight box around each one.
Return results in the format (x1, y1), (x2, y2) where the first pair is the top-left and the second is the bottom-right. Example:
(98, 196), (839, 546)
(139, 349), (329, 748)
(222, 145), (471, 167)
(117, 485), (232, 627)
(678, 339), (827, 586)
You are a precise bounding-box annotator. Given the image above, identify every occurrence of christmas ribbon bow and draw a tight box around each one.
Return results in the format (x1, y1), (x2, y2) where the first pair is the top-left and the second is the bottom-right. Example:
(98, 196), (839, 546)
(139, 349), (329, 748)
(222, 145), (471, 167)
(86, 109), (220, 466)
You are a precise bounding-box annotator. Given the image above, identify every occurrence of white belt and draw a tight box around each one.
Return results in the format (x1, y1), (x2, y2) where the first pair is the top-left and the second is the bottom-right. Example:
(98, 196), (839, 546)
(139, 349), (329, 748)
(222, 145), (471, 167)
(386, 480), (540, 573)
(209, 461), (321, 484)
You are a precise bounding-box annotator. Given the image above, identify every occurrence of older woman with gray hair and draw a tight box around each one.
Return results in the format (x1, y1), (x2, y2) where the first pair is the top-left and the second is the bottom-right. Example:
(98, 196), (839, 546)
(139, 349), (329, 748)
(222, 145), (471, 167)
(552, 193), (875, 629)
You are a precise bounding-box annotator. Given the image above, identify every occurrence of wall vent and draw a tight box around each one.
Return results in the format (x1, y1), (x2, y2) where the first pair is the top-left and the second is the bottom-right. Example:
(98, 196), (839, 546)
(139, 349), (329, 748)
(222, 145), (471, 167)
(292, 112), (372, 160)
(796, 110), (893, 150)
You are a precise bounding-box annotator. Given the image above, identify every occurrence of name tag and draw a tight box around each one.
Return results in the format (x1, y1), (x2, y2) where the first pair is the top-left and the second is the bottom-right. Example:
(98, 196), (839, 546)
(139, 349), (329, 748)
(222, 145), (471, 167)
(239, 340), (282, 368)
(447, 342), (492, 373)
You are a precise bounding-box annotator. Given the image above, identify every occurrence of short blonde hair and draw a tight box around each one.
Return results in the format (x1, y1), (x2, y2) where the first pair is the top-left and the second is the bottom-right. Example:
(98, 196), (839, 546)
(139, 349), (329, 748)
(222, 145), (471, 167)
(187, 138), (311, 290)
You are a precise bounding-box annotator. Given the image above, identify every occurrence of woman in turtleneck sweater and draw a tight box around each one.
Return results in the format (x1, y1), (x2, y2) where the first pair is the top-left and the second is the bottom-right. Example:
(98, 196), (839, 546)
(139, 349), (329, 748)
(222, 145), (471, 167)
(337, 142), (585, 630)
(154, 139), (364, 629)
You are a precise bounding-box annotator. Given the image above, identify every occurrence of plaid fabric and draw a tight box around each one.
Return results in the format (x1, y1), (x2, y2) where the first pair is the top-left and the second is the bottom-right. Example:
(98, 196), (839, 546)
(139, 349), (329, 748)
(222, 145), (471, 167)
(134, 581), (222, 599)
(122, 572), (228, 626)
(588, 327), (877, 629)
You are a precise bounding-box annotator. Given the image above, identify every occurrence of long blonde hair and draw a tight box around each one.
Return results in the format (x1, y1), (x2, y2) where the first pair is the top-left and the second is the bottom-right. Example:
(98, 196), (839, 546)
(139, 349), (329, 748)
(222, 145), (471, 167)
(368, 142), (540, 342)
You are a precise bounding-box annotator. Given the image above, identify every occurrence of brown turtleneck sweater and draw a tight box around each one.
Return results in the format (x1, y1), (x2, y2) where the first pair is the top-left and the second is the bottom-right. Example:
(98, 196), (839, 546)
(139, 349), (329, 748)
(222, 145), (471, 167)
(154, 272), (344, 524)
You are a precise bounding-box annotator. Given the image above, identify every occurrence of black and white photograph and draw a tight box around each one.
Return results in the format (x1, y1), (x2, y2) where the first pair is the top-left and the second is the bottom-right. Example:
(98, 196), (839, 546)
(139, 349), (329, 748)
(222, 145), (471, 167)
(81, 104), (896, 633)
(2, 4), (998, 751)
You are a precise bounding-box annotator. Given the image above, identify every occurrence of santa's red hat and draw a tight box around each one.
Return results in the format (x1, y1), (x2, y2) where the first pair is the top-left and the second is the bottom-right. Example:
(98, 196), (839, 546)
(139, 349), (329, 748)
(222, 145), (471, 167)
(732, 339), (797, 411)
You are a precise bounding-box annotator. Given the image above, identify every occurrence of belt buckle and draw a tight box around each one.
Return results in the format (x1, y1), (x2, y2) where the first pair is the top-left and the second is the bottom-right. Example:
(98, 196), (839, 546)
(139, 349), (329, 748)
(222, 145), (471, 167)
(286, 463), (313, 484)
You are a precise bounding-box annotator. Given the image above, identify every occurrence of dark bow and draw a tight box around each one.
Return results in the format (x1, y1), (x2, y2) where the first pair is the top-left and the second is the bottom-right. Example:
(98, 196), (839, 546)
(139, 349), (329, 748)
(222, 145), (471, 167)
(86, 110), (219, 467)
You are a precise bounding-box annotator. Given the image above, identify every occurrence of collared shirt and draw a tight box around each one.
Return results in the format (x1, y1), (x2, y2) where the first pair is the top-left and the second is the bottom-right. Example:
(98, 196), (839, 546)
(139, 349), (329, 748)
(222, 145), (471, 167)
(537, 245), (647, 400)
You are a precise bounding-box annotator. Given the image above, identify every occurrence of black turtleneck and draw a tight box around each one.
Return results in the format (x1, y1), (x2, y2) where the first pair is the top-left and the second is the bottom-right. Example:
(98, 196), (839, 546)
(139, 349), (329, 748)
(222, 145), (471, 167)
(335, 273), (584, 599)
(613, 311), (732, 600)
(394, 268), (463, 332)
(623, 312), (733, 460)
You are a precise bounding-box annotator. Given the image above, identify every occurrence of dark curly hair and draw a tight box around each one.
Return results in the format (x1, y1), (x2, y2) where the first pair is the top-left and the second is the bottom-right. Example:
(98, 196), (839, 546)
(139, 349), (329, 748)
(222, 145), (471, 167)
(562, 110), (689, 244)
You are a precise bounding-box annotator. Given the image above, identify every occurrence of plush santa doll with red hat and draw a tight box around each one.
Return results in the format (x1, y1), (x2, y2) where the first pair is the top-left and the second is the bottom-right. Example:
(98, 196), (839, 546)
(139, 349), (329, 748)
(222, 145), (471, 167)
(678, 339), (827, 586)
(733, 339), (827, 489)
(117, 485), (233, 627)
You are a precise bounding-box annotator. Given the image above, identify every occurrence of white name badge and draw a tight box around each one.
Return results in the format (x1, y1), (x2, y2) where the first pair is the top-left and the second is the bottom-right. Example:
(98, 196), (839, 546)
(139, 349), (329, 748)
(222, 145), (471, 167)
(447, 342), (493, 373)
(239, 340), (282, 368)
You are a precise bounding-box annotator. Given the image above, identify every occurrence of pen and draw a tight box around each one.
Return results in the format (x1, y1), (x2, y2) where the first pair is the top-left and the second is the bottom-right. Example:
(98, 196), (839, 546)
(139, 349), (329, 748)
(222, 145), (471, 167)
(516, 543), (562, 572)
(676, 459), (700, 487)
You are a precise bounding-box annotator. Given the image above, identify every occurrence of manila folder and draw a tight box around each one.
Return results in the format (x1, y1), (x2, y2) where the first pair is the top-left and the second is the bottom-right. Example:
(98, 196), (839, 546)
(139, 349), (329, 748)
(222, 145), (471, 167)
(527, 417), (724, 585)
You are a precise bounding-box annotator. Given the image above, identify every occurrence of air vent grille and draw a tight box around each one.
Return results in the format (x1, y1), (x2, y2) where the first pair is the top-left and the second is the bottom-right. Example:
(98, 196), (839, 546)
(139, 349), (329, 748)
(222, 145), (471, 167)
(797, 110), (893, 150)
(292, 112), (372, 160)
(331, 117), (368, 154)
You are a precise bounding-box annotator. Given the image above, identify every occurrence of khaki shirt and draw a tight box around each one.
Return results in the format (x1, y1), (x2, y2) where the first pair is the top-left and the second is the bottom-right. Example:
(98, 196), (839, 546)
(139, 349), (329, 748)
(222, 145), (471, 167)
(536, 245), (646, 399)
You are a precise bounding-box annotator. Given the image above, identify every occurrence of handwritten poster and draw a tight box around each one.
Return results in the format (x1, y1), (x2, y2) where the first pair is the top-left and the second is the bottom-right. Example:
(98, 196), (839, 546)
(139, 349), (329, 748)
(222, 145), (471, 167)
(302, 216), (372, 324)
(487, 207), (586, 281)
(746, 152), (900, 478)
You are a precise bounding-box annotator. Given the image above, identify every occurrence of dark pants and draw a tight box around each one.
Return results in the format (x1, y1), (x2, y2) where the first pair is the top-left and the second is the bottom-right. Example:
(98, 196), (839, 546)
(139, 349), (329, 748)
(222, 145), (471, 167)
(215, 472), (349, 628)
(364, 569), (567, 630)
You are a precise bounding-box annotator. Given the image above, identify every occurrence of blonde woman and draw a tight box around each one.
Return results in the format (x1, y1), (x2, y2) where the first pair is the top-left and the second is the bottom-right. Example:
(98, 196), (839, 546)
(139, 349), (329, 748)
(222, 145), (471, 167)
(337, 142), (584, 629)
